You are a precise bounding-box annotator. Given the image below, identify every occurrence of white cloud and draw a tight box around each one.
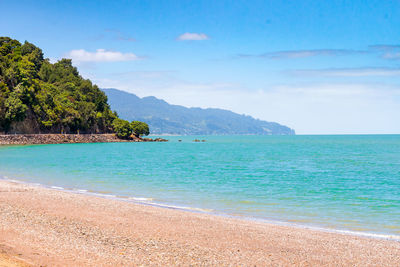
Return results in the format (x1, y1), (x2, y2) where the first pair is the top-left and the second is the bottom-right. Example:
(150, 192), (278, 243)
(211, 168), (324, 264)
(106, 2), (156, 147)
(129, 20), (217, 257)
(65, 49), (139, 62)
(177, 33), (209, 41)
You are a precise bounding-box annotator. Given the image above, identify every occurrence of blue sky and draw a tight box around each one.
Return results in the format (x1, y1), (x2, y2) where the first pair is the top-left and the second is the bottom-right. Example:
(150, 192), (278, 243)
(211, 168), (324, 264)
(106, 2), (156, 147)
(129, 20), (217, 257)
(2, 0), (400, 134)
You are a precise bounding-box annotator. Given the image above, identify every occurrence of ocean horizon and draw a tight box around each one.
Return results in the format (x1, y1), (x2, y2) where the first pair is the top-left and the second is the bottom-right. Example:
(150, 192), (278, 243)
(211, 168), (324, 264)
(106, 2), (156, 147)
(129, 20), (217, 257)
(1, 135), (399, 238)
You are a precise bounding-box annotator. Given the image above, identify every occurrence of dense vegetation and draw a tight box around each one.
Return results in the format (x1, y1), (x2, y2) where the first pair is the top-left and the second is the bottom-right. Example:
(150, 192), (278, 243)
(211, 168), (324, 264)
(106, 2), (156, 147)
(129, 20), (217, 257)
(112, 119), (150, 139)
(0, 37), (149, 137)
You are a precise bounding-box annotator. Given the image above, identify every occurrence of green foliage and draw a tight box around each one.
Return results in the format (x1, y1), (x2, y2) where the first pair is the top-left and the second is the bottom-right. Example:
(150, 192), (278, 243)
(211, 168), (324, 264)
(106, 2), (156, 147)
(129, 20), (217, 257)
(131, 120), (150, 137)
(0, 37), (151, 137)
(111, 119), (151, 139)
(112, 118), (133, 139)
(4, 91), (27, 121)
(0, 37), (119, 133)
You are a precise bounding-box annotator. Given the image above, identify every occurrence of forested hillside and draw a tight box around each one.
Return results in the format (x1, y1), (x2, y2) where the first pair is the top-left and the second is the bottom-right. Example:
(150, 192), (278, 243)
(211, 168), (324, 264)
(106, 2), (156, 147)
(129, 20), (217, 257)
(0, 37), (117, 134)
(104, 88), (295, 135)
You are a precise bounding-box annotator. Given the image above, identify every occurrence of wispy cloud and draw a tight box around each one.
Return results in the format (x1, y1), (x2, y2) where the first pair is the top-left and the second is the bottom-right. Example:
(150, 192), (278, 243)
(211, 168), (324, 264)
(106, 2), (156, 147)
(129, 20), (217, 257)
(105, 29), (136, 42)
(369, 44), (400, 60)
(288, 67), (400, 77)
(237, 45), (400, 60)
(177, 33), (209, 41)
(382, 53), (400, 60)
(65, 49), (140, 62)
(369, 44), (400, 50)
(238, 49), (367, 59)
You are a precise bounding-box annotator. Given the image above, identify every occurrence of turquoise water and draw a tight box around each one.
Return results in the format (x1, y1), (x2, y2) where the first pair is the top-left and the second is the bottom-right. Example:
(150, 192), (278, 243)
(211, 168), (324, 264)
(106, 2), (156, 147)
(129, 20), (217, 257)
(1, 135), (400, 237)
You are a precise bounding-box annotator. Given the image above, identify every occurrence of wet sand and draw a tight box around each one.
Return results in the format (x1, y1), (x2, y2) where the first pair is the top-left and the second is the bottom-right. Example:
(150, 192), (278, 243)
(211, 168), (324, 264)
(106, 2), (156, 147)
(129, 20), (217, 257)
(0, 180), (399, 266)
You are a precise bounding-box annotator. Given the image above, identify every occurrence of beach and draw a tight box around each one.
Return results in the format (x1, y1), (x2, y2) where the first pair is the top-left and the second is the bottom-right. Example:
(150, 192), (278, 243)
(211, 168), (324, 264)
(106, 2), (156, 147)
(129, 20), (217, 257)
(0, 180), (399, 266)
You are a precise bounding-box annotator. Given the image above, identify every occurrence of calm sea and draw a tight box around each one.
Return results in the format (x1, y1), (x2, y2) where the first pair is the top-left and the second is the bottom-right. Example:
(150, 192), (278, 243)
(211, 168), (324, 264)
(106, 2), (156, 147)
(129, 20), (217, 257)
(1, 135), (399, 237)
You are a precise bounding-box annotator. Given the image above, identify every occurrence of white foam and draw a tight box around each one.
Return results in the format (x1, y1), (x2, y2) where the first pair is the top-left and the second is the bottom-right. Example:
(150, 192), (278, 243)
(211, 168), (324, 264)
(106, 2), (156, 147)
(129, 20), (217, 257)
(147, 202), (213, 213)
(102, 194), (117, 198)
(76, 189), (88, 193)
(128, 197), (153, 202)
(245, 217), (400, 241)
(51, 186), (64, 190)
(321, 228), (400, 241)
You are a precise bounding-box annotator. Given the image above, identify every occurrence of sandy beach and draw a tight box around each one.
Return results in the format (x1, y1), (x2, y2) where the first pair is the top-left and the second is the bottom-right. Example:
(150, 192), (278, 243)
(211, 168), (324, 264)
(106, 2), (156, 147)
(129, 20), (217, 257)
(0, 180), (399, 266)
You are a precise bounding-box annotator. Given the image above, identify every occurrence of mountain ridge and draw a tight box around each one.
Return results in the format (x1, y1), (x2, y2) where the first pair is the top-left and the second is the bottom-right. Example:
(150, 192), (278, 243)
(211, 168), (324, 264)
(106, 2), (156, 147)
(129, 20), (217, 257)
(103, 88), (295, 135)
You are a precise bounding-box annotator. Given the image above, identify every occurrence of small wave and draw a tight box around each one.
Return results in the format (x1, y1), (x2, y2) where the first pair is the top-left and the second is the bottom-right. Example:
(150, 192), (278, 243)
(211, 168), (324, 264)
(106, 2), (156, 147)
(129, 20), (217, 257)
(93, 193), (117, 198)
(226, 215), (400, 241)
(148, 202), (213, 213)
(51, 186), (64, 190)
(270, 219), (400, 241)
(75, 189), (88, 193)
(332, 229), (400, 241)
(128, 197), (153, 202)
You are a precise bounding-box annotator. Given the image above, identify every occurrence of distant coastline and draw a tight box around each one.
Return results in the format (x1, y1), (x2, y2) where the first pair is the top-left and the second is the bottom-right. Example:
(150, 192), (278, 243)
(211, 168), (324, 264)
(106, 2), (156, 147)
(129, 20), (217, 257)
(103, 88), (295, 136)
(0, 134), (167, 145)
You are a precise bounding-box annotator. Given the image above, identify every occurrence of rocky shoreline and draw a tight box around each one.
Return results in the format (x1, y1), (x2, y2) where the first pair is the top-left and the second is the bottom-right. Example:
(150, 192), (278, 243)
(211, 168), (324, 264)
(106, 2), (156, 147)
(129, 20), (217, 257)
(0, 134), (168, 145)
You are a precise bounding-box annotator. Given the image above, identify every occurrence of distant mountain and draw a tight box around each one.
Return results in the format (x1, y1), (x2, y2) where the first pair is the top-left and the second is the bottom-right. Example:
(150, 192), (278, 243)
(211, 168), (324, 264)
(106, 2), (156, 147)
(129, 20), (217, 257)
(103, 88), (295, 135)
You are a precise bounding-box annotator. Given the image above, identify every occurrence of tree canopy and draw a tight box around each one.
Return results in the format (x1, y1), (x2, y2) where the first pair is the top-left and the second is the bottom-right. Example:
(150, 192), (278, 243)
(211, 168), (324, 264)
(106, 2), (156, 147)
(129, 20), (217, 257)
(0, 37), (118, 134)
(112, 118), (133, 139)
(131, 121), (150, 137)
(112, 119), (150, 139)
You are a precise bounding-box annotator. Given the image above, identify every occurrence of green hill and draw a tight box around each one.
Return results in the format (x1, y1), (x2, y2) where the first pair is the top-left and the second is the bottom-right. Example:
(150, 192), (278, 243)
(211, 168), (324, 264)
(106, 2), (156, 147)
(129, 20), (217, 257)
(0, 37), (117, 134)
(103, 88), (295, 135)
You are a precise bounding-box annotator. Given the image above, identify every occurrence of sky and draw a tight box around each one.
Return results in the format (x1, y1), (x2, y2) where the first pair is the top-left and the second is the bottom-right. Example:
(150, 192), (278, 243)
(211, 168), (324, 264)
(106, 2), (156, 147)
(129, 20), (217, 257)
(1, 0), (400, 134)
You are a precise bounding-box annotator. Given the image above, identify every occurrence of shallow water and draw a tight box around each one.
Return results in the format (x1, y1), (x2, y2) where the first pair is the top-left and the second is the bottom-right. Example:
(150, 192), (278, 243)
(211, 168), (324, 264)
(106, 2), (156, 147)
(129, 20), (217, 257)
(0, 135), (399, 236)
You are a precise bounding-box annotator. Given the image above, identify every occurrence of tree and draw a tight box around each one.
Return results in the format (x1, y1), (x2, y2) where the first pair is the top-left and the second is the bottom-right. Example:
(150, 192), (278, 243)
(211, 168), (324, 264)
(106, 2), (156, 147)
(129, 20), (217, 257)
(0, 37), (117, 133)
(131, 121), (150, 137)
(112, 118), (132, 139)
(4, 91), (27, 122)
(0, 37), (151, 137)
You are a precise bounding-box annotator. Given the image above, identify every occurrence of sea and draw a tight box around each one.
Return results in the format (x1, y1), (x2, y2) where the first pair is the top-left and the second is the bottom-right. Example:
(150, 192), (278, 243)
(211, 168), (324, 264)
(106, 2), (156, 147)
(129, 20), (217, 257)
(1, 135), (399, 239)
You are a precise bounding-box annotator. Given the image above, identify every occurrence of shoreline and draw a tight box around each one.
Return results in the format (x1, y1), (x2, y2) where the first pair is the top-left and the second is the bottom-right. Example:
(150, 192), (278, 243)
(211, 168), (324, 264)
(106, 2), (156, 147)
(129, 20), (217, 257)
(2, 176), (400, 242)
(0, 134), (168, 145)
(0, 179), (399, 266)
